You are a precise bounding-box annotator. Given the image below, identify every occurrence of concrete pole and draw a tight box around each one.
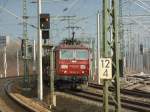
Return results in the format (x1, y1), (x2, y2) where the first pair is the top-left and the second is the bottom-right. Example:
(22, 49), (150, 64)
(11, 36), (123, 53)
(137, 34), (140, 72)
(97, 11), (101, 84)
(33, 40), (36, 73)
(91, 39), (95, 80)
(17, 50), (20, 76)
(37, 0), (43, 100)
(89, 39), (92, 79)
(146, 37), (149, 72)
(50, 47), (56, 108)
(4, 46), (7, 78)
(148, 38), (150, 73)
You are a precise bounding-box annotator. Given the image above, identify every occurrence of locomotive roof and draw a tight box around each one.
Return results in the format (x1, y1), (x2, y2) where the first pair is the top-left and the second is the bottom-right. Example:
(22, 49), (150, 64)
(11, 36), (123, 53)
(55, 43), (89, 49)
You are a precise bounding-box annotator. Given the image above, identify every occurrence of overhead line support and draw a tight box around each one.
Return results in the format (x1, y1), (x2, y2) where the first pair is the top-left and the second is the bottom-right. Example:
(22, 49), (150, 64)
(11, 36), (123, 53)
(23, 0), (30, 89)
(102, 0), (121, 112)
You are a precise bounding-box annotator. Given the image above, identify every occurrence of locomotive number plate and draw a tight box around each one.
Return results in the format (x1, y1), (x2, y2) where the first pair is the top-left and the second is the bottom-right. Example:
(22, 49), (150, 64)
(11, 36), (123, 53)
(99, 58), (112, 80)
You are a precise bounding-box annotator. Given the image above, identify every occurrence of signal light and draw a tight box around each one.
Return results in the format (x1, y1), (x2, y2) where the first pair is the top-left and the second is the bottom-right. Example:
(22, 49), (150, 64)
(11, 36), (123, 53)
(42, 30), (49, 39)
(40, 13), (50, 29)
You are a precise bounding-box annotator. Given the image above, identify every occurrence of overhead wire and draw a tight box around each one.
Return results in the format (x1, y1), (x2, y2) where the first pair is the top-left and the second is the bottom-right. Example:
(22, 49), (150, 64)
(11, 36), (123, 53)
(63, 0), (80, 13)
(0, 0), (8, 13)
(125, 0), (150, 33)
(137, 0), (150, 9)
(0, 5), (37, 29)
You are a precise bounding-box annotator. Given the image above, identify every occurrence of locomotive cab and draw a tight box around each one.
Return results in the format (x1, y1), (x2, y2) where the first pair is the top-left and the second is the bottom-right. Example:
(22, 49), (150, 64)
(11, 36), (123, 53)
(55, 43), (90, 88)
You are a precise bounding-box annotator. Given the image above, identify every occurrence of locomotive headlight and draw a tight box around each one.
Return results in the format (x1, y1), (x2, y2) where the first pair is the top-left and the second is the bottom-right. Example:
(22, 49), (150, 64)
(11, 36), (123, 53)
(80, 65), (86, 69)
(61, 65), (68, 69)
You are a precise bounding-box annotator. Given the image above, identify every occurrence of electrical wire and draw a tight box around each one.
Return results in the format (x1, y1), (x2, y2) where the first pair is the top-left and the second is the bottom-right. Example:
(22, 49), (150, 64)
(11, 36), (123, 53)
(0, 0), (8, 12)
(0, 5), (37, 29)
(63, 0), (80, 13)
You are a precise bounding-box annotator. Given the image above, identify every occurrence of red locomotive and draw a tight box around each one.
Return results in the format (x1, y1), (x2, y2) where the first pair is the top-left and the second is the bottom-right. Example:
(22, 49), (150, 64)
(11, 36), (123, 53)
(43, 39), (90, 88)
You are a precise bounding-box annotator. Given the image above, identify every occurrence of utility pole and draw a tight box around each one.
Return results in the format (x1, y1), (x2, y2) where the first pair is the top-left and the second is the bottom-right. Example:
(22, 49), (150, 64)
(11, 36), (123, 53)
(33, 40), (36, 74)
(50, 47), (56, 108)
(91, 39), (95, 80)
(97, 11), (101, 84)
(119, 0), (124, 77)
(3, 46), (7, 78)
(112, 1), (121, 111)
(23, 0), (30, 89)
(102, 1), (109, 111)
(137, 34), (140, 72)
(37, 0), (43, 100)
(102, 0), (121, 112)
(17, 50), (19, 76)
(129, 2), (132, 73)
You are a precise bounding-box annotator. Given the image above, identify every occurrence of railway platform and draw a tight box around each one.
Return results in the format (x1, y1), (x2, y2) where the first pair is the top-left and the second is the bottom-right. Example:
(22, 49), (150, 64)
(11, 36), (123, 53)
(5, 80), (50, 112)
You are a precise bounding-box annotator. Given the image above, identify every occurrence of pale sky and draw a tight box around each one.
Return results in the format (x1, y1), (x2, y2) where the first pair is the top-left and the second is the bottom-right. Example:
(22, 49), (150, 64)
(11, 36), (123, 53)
(0, 0), (101, 43)
(0, 0), (150, 45)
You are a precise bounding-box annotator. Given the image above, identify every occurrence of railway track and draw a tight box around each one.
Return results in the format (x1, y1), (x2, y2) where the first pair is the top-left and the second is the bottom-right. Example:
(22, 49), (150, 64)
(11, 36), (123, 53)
(58, 89), (150, 112)
(88, 83), (150, 98)
(0, 75), (48, 112)
(0, 77), (28, 112)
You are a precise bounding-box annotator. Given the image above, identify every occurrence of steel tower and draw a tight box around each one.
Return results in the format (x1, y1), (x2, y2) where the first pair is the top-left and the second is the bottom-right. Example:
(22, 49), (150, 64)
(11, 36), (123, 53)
(102, 0), (121, 112)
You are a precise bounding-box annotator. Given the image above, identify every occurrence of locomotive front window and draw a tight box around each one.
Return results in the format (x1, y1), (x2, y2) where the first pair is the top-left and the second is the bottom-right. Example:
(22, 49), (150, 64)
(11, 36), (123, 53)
(60, 49), (74, 59)
(75, 50), (88, 59)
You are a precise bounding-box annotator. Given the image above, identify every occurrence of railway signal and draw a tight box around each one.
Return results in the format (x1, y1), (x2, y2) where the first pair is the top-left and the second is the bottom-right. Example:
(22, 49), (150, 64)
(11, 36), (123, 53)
(40, 13), (50, 29)
(42, 30), (49, 39)
(40, 13), (50, 39)
(21, 39), (33, 59)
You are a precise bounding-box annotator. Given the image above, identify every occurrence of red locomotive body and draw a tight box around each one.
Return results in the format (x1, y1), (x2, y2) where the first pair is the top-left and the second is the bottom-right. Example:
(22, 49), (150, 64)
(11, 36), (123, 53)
(55, 44), (90, 76)
(43, 41), (90, 88)
(55, 43), (90, 87)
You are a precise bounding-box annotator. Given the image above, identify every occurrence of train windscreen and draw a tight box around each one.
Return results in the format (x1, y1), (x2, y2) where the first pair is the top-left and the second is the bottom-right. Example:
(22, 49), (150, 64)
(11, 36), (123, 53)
(60, 49), (74, 59)
(75, 50), (88, 60)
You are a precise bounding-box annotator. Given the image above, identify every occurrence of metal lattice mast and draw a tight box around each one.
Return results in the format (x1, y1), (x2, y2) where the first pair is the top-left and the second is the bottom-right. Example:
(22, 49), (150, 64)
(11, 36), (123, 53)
(112, 0), (121, 111)
(102, 0), (121, 112)
(23, 0), (29, 88)
(102, 0), (109, 111)
(23, 0), (27, 38)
